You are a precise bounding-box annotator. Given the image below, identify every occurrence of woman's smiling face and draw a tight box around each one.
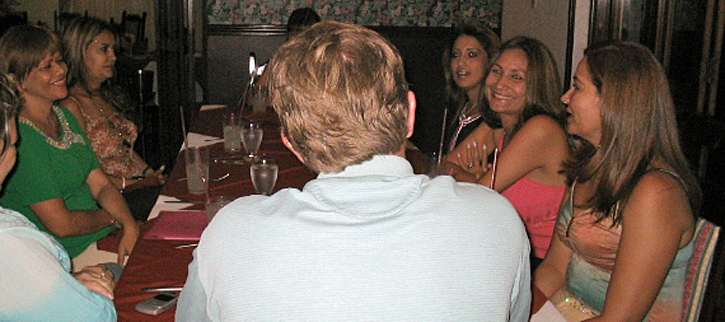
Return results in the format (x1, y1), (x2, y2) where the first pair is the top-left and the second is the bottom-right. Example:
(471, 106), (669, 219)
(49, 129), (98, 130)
(18, 51), (68, 106)
(485, 48), (529, 117)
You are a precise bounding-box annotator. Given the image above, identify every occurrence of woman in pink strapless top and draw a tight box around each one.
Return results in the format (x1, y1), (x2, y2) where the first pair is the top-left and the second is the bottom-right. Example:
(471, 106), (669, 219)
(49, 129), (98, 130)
(442, 37), (570, 265)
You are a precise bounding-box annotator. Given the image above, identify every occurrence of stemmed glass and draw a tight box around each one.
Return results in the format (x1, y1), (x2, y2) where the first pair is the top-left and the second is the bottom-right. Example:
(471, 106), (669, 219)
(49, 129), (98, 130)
(241, 122), (263, 160)
(250, 156), (278, 195)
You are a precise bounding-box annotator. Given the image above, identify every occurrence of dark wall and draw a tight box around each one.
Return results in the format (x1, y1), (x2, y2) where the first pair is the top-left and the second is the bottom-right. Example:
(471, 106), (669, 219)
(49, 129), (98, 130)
(206, 25), (287, 106)
(371, 26), (454, 154)
(205, 25), (455, 154)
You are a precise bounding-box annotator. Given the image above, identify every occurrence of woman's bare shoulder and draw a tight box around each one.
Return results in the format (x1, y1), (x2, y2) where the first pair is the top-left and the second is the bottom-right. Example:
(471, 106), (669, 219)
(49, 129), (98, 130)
(58, 95), (87, 129)
(515, 115), (568, 150)
(626, 168), (694, 234)
(521, 114), (566, 135)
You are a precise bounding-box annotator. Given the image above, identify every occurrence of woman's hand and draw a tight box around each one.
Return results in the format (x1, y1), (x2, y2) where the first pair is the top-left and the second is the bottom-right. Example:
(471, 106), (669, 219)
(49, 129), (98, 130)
(143, 165), (167, 184)
(438, 160), (479, 183)
(124, 165), (167, 192)
(441, 141), (491, 183)
(73, 264), (115, 299)
(461, 141), (491, 175)
(116, 220), (140, 264)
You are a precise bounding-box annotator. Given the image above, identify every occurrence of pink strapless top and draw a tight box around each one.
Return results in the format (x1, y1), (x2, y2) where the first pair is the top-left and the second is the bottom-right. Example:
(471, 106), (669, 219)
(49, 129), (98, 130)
(497, 131), (565, 258)
(502, 177), (565, 258)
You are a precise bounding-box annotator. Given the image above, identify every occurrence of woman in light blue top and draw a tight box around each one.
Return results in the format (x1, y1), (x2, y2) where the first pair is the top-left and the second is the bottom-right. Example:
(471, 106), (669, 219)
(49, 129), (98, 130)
(0, 73), (116, 321)
(535, 42), (700, 321)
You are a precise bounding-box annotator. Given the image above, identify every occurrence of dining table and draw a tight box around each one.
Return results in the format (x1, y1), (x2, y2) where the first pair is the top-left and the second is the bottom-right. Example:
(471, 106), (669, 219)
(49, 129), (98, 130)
(97, 105), (434, 321)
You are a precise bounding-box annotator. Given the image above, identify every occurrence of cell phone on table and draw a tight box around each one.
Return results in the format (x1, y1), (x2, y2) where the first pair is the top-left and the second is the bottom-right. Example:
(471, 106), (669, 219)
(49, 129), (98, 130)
(135, 291), (179, 315)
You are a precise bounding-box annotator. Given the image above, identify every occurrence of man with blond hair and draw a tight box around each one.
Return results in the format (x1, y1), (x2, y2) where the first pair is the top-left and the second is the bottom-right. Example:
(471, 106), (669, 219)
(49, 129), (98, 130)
(177, 21), (530, 321)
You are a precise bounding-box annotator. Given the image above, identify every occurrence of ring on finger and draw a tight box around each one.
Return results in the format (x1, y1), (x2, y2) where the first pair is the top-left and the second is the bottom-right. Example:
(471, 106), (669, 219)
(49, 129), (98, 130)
(467, 162), (474, 169)
(100, 270), (106, 278)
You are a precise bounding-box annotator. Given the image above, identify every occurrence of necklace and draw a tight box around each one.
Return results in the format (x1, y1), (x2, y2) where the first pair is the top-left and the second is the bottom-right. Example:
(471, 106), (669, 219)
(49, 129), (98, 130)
(448, 101), (482, 152)
(19, 106), (86, 150)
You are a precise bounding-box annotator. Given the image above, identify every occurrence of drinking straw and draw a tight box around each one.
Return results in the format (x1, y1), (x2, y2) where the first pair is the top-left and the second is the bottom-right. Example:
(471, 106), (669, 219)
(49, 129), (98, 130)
(489, 148), (499, 189)
(179, 104), (189, 149)
(436, 107), (448, 166)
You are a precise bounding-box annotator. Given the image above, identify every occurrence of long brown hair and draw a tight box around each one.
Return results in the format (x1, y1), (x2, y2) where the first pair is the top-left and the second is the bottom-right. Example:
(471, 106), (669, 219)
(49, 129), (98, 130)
(62, 16), (134, 116)
(481, 36), (565, 141)
(0, 73), (19, 160)
(565, 41), (701, 224)
(442, 19), (500, 127)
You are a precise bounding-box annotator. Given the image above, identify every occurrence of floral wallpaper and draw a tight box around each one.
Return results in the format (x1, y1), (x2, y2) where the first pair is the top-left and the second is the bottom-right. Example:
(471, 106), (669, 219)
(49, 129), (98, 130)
(206, 0), (501, 28)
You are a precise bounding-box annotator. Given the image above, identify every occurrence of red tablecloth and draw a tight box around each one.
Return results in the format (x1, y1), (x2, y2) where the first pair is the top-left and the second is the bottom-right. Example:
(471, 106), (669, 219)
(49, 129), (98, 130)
(102, 108), (435, 321)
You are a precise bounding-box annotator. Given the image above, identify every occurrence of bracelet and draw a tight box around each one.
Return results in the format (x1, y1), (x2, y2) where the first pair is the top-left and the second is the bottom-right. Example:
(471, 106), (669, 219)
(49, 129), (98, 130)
(103, 209), (123, 229)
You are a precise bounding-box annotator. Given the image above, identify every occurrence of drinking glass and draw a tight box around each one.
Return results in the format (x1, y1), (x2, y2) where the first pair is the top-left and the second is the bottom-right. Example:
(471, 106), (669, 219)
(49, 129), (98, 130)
(250, 156), (278, 195)
(206, 196), (231, 223)
(185, 146), (209, 195)
(241, 122), (263, 157)
(426, 151), (442, 178)
(250, 83), (268, 113)
(223, 112), (242, 153)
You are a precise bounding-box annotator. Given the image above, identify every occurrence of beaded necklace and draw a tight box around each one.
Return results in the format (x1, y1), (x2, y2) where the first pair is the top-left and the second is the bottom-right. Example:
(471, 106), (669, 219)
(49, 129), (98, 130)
(19, 105), (86, 150)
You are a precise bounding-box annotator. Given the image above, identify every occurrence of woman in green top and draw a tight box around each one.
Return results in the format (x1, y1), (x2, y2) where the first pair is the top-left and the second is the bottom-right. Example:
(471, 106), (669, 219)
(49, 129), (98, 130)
(0, 25), (138, 264)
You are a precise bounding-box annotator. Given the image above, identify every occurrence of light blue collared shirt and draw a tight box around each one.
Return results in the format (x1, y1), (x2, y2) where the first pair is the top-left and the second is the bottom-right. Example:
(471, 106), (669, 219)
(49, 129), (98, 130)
(0, 206), (116, 321)
(178, 155), (530, 321)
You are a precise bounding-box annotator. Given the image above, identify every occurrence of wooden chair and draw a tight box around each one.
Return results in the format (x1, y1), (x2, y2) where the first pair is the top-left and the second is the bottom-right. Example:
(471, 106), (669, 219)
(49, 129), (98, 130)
(53, 10), (87, 33)
(698, 221), (725, 321)
(682, 218), (722, 321)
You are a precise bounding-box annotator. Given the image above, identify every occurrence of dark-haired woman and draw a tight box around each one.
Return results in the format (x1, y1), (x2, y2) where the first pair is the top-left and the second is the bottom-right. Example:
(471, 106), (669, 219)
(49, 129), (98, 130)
(0, 24), (138, 268)
(441, 19), (500, 151)
(535, 42), (700, 321)
(60, 17), (164, 221)
(444, 37), (570, 266)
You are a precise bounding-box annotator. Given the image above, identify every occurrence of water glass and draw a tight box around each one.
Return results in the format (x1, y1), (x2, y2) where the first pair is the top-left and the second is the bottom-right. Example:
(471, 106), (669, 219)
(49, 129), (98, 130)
(250, 83), (268, 113)
(206, 196), (231, 223)
(250, 156), (278, 195)
(241, 122), (263, 157)
(223, 112), (242, 153)
(185, 146), (209, 195)
(427, 151), (442, 178)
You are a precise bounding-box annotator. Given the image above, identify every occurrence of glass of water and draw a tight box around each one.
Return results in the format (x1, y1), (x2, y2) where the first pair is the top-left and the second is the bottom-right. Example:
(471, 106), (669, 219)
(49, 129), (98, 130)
(184, 146), (209, 195)
(250, 156), (278, 195)
(223, 112), (242, 153)
(206, 196), (231, 223)
(241, 122), (263, 158)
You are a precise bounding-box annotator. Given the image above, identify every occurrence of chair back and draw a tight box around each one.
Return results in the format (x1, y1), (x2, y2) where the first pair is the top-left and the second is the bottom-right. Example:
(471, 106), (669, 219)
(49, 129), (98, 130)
(54, 10), (86, 33)
(682, 218), (721, 321)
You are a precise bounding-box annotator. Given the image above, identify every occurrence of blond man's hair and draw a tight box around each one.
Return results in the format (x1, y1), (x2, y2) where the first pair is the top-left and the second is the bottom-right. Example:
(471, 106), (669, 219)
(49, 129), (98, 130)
(267, 21), (410, 173)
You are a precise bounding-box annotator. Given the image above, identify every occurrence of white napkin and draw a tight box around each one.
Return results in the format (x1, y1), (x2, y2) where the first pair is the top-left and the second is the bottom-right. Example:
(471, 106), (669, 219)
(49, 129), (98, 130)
(530, 300), (567, 322)
(148, 195), (197, 220)
(184, 132), (223, 148)
(200, 104), (226, 111)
